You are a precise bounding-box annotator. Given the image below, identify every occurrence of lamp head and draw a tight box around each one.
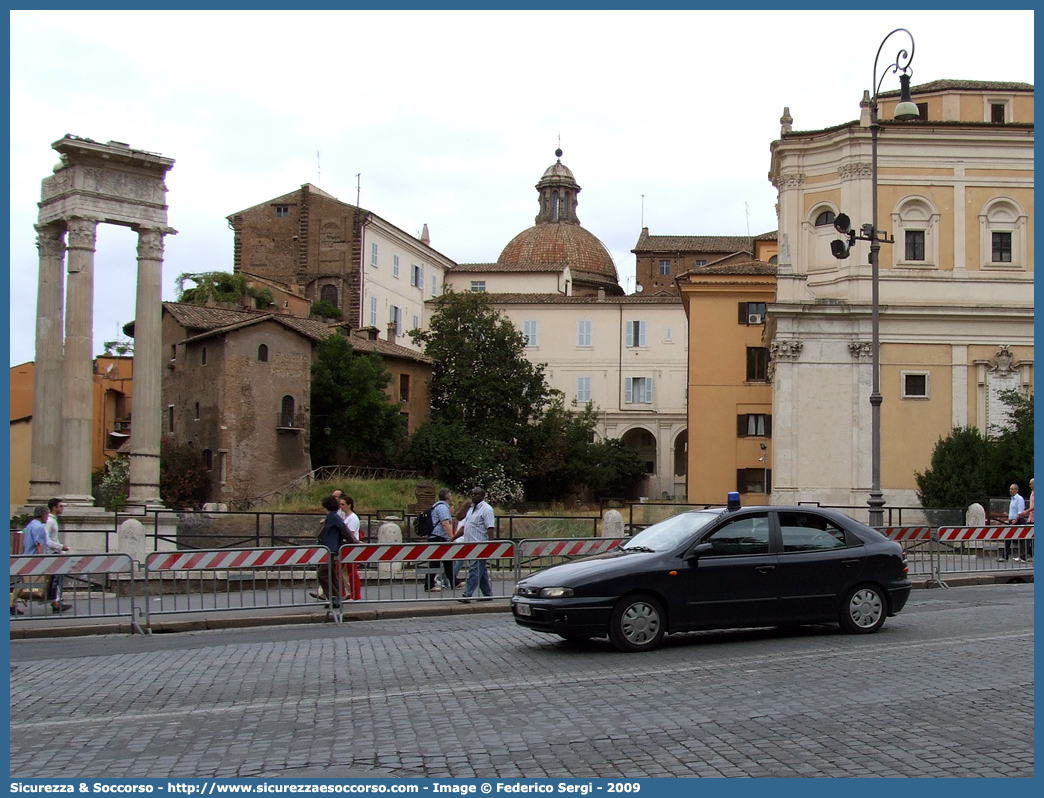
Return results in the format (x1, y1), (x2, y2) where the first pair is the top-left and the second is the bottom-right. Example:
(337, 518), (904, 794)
(833, 213), (852, 235)
(893, 73), (920, 121)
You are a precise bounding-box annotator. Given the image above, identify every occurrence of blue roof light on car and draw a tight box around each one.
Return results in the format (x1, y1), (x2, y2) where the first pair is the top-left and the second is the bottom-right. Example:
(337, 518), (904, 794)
(727, 492), (741, 511)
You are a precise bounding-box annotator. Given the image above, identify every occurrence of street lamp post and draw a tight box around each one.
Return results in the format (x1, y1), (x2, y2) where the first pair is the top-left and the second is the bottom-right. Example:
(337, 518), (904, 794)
(832, 29), (918, 527)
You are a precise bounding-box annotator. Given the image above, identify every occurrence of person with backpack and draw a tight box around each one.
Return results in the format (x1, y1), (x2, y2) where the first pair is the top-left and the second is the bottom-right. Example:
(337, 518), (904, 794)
(424, 488), (455, 592)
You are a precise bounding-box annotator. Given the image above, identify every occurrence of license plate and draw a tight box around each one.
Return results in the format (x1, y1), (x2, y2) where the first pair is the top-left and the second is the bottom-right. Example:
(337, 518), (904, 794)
(516, 602), (532, 617)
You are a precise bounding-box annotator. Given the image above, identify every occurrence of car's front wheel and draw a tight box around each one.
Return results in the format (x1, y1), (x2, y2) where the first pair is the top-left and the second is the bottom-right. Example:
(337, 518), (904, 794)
(609, 593), (666, 652)
(839, 584), (887, 633)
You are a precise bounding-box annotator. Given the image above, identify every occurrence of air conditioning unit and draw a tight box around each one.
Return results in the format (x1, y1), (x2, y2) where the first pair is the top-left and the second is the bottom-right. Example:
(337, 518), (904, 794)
(748, 313), (764, 325)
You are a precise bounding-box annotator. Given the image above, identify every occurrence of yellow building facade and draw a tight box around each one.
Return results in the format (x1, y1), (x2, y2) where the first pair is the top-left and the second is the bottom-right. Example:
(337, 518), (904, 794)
(766, 80), (1033, 519)
(678, 263), (776, 504)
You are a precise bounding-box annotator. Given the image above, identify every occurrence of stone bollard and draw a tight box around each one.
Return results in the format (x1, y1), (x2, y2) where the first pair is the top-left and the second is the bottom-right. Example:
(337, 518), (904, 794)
(377, 520), (403, 578)
(602, 509), (624, 538)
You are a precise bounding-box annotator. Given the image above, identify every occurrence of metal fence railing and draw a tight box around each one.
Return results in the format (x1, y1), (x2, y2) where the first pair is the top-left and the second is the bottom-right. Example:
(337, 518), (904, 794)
(9, 553), (141, 633)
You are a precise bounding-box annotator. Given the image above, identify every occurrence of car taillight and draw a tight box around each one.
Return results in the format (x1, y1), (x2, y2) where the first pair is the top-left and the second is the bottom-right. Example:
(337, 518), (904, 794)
(901, 548), (909, 574)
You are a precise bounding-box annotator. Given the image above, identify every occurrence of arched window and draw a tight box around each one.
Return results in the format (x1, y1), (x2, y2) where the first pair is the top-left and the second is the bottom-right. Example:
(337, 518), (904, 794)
(552, 191), (560, 222)
(979, 197), (1027, 270)
(258, 344), (269, 362)
(814, 210), (836, 227)
(319, 284), (338, 306)
(891, 196), (940, 269)
(280, 395), (296, 428)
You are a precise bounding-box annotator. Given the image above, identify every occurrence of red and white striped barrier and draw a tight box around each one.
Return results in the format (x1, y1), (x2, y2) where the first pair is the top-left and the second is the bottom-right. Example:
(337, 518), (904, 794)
(520, 538), (625, 558)
(881, 527), (932, 542)
(10, 553), (134, 577)
(146, 546), (329, 572)
(338, 541), (515, 563)
(937, 526), (1034, 542)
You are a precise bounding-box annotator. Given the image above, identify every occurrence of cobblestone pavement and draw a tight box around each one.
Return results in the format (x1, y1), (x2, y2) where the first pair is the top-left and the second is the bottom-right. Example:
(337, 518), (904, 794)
(9, 583), (1034, 778)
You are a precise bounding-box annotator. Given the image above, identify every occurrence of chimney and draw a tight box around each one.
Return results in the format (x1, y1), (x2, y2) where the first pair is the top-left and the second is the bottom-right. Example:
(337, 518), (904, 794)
(420, 223), (430, 245)
(386, 323), (397, 345)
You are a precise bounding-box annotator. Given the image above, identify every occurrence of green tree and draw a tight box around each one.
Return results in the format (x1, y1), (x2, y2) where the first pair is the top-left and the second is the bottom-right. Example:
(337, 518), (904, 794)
(309, 300), (342, 320)
(409, 291), (552, 446)
(916, 389), (1034, 508)
(309, 333), (406, 466)
(914, 426), (991, 508)
(987, 389), (1034, 494)
(177, 271), (248, 304)
(91, 438), (209, 510)
(159, 436), (210, 509)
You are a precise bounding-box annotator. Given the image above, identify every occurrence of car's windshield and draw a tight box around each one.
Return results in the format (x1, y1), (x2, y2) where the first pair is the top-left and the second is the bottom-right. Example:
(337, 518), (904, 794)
(620, 510), (723, 552)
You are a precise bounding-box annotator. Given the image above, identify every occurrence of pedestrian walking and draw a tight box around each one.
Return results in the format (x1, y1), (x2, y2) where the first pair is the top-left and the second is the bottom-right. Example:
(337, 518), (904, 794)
(458, 487), (495, 602)
(314, 495), (353, 607)
(1017, 477), (1033, 561)
(1002, 483), (1026, 562)
(340, 496), (362, 600)
(44, 497), (70, 610)
(424, 488), (455, 592)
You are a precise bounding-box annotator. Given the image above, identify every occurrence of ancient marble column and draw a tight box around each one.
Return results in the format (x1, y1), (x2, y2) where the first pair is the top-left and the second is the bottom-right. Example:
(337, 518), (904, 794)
(127, 227), (167, 506)
(60, 216), (98, 505)
(27, 224), (66, 503)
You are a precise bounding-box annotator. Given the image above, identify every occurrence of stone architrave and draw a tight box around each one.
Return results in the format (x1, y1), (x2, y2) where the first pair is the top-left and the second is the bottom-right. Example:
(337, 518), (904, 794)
(33, 136), (176, 511)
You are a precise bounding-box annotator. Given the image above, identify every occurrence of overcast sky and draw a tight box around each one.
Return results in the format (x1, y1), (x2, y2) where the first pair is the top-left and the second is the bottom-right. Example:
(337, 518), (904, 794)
(8, 8), (1034, 367)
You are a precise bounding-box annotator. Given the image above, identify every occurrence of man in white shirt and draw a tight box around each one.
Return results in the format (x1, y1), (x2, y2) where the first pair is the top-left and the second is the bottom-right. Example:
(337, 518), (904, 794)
(459, 487), (495, 602)
(44, 498), (71, 612)
(1003, 483), (1026, 562)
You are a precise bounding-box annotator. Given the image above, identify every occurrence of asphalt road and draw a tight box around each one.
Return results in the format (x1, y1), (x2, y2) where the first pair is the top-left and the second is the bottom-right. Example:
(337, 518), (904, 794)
(9, 583), (1034, 779)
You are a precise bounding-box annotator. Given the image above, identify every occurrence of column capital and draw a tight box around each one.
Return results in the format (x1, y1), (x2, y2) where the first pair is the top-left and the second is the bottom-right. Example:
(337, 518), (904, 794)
(137, 228), (166, 261)
(65, 217), (98, 250)
(34, 224), (66, 257)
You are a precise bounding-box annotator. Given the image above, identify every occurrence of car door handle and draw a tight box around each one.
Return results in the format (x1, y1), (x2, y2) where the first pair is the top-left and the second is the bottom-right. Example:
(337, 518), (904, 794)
(841, 559), (861, 567)
(755, 565), (775, 573)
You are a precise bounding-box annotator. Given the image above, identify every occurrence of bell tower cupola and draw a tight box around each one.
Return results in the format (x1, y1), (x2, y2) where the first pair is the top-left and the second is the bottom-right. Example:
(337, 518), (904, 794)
(535, 148), (581, 225)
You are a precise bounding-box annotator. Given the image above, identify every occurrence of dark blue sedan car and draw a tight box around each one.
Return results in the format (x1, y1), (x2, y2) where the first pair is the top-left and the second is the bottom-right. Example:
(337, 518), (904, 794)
(512, 504), (912, 652)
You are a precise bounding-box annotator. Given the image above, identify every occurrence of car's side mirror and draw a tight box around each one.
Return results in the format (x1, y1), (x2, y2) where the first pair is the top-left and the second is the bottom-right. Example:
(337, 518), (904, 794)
(688, 542), (713, 559)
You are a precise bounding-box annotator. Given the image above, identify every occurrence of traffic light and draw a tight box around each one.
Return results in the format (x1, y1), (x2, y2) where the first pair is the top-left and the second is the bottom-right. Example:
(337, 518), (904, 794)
(831, 212), (856, 259)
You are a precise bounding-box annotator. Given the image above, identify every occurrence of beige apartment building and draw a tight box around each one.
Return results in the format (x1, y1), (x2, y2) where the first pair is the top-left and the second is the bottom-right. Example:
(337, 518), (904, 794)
(228, 184), (457, 353)
(766, 80), (1034, 517)
(446, 152), (687, 499)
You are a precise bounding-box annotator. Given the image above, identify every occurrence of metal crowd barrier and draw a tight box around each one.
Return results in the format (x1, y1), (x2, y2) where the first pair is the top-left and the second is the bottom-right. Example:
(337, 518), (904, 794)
(336, 540), (516, 612)
(515, 537), (625, 580)
(10, 553), (141, 633)
(143, 546), (337, 627)
(882, 526), (1034, 588)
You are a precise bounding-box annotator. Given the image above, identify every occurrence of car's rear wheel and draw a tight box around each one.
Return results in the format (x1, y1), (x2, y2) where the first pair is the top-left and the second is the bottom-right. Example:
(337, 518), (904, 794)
(839, 584), (887, 633)
(609, 593), (666, 652)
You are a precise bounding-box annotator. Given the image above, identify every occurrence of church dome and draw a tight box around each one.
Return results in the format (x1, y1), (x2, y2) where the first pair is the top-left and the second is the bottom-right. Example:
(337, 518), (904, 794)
(498, 223), (619, 284)
(496, 149), (620, 289)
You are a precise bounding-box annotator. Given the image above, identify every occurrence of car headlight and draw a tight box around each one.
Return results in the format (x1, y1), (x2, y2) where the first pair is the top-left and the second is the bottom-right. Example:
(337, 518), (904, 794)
(538, 587), (574, 598)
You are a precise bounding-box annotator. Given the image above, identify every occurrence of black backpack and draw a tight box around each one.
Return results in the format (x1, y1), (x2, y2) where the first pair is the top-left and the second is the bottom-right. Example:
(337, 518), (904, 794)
(413, 508), (434, 539)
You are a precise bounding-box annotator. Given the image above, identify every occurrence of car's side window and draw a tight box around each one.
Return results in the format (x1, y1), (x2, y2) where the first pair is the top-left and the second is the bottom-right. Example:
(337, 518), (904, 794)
(778, 512), (849, 552)
(703, 514), (770, 556)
